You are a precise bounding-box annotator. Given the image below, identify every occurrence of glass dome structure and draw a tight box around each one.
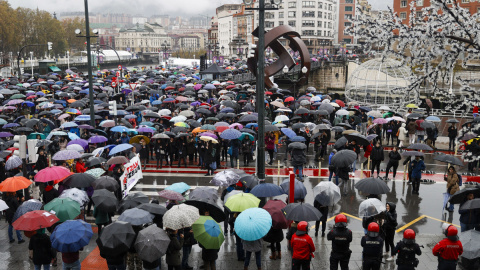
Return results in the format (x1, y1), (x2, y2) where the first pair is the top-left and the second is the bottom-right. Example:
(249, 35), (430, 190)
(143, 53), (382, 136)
(345, 58), (418, 109)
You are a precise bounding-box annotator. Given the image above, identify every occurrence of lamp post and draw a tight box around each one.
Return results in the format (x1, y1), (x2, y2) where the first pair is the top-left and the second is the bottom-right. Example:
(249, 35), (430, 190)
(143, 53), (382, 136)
(66, 51), (70, 69)
(163, 41), (169, 68)
(283, 65), (308, 99)
(30, 52), (33, 76)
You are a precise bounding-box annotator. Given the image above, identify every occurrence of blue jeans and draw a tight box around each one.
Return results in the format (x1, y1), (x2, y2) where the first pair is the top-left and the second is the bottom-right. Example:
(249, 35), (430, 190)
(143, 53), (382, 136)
(181, 246), (192, 268)
(63, 260), (81, 270)
(34, 265), (50, 270)
(328, 170), (339, 184)
(234, 233), (245, 260)
(460, 222), (476, 232)
(417, 135), (424, 143)
(107, 265), (126, 270)
(293, 165), (303, 180)
(8, 223), (23, 242)
(244, 251), (261, 268)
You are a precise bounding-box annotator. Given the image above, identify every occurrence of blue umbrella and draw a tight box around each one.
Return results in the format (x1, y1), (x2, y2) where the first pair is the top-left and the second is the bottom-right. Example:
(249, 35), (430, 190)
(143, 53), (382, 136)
(281, 128), (296, 139)
(234, 208), (272, 241)
(165, 182), (190, 194)
(220, 107), (234, 113)
(51, 220), (93, 252)
(204, 84), (216, 90)
(4, 123), (20, 128)
(5, 155), (22, 170)
(61, 122), (78, 129)
(111, 126), (129, 133)
(250, 183), (285, 198)
(75, 115), (90, 121)
(239, 132), (254, 141)
(425, 116), (441, 122)
(68, 132), (80, 140)
(152, 100), (162, 105)
(280, 179), (307, 200)
(109, 144), (133, 156)
(12, 199), (42, 222)
(245, 123), (258, 128)
(22, 101), (35, 107)
(291, 136), (306, 142)
(219, 129), (242, 140)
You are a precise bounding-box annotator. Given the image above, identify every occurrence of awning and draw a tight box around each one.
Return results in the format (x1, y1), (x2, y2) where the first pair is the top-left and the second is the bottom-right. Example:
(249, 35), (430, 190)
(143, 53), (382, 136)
(49, 66), (62, 72)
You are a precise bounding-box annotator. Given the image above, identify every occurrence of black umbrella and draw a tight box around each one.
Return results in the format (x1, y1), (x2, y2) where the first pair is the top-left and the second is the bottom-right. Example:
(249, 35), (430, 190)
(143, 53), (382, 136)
(459, 229), (480, 260)
(294, 108), (310, 115)
(334, 137), (348, 149)
(433, 154), (464, 166)
(63, 173), (96, 188)
(239, 174), (259, 189)
(449, 188), (480, 204)
(16, 127), (34, 133)
(401, 151), (424, 157)
(354, 177), (390, 195)
(136, 203), (167, 215)
(118, 208), (154, 226)
(36, 140), (52, 147)
(344, 133), (369, 146)
(92, 176), (119, 192)
(238, 114), (258, 123)
(98, 221), (136, 256)
(240, 128), (256, 134)
(40, 118), (55, 129)
(459, 198), (480, 211)
(264, 125), (279, 132)
(288, 142), (306, 150)
(446, 119), (459, 124)
(189, 187), (219, 202)
(330, 149), (357, 167)
(25, 119), (40, 129)
(184, 200), (226, 223)
(407, 113), (423, 119)
(85, 157), (106, 168)
(292, 123), (306, 129)
(92, 189), (118, 212)
(134, 225), (171, 263)
(282, 202), (323, 221)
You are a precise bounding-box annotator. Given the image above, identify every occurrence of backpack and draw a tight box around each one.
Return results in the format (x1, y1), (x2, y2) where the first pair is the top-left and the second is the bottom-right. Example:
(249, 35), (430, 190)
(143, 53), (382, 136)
(457, 173), (462, 186)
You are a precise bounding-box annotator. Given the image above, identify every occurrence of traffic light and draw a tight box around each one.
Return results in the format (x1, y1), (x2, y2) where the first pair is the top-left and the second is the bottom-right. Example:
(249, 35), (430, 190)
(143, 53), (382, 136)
(109, 100), (117, 116)
(13, 135), (27, 159)
(47, 42), (53, 50)
(247, 43), (257, 58)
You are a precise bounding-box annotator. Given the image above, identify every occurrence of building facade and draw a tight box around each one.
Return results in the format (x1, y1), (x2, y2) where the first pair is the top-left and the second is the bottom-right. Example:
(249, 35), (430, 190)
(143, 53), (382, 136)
(115, 23), (171, 53)
(394, 0), (480, 24)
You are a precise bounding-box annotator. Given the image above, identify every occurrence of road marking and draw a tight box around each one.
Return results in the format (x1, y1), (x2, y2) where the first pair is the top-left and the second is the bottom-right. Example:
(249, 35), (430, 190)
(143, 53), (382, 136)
(423, 215), (461, 228)
(396, 215), (426, 233)
(341, 212), (362, 221)
(310, 216), (336, 229)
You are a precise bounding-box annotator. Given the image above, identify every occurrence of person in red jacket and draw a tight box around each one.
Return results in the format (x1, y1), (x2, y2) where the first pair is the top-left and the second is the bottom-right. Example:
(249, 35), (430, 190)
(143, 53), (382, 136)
(432, 225), (463, 270)
(75, 158), (86, 173)
(290, 221), (315, 270)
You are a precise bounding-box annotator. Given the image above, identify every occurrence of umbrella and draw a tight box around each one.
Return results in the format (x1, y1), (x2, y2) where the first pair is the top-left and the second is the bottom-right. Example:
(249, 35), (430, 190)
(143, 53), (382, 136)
(459, 198), (480, 211)
(118, 208), (154, 226)
(420, 121), (435, 130)
(59, 188), (89, 206)
(184, 200), (225, 223)
(344, 133), (369, 146)
(52, 150), (82, 160)
(0, 176), (31, 192)
(88, 135), (108, 144)
(433, 154), (464, 166)
(288, 142), (307, 150)
(225, 193), (260, 212)
(163, 204), (200, 230)
(355, 177), (390, 194)
(446, 119), (459, 123)
(234, 208), (272, 241)
(158, 190), (185, 201)
(401, 151), (424, 157)
(281, 128), (296, 139)
(5, 155), (22, 170)
(250, 183), (285, 197)
(51, 220), (93, 252)
(137, 203), (167, 215)
(192, 216), (224, 249)
(0, 199), (8, 211)
(210, 170), (241, 186)
(12, 210), (59, 231)
(134, 225), (171, 263)
(358, 198), (386, 217)
(262, 199), (289, 229)
(85, 157), (106, 167)
(85, 168), (106, 178)
(280, 178), (307, 200)
(330, 149), (357, 167)
(291, 136), (306, 142)
(44, 197), (81, 222)
(282, 202), (322, 221)
(220, 129), (242, 140)
(63, 173), (96, 188)
(92, 189), (118, 212)
(334, 137), (348, 149)
(92, 176), (119, 191)
(189, 187), (219, 202)
(165, 182), (190, 193)
(459, 229), (480, 260)
(449, 188), (480, 204)
(109, 144), (133, 156)
(12, 199), (42, 222)
(98, 221), (136, 256)
(239, 174), (259, 189)
(313, 182), (341, 206)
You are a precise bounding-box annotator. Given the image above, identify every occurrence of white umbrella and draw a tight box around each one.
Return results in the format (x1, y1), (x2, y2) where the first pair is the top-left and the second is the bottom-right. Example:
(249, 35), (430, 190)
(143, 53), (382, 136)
(170, 115), (187, 123)
(66, 144), (85, 153)
(336, 109), (349, 116)
(163, 204), (200, 230)
(275, 115), (289, 122)
(179, 110), (195, 117)
(0, 199), (8, 211)
(358, 198), (386, 217)
(158, 109), (171, 116)
(313, 182), (341, 206)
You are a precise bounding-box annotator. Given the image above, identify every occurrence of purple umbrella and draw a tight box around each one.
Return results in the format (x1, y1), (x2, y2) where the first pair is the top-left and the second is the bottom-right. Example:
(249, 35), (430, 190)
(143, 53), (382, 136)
(157, 190), (184, 201)
(199, 132), (218, 139)
(204, 84), (215, 90)
(7, 99), (24, 105)
(0, 132), (14, 138)
(52, 150), (82, 160)
(191, 101), (201, 106)
(88, 135), (108, 144)
(67, 139), (89, 148)
(194, 84), (203, 90)
(137, 127), (154, 133)
(122, 89), (132, 95)
(4, 123), (20, 128)
(78, 124), (94, 130)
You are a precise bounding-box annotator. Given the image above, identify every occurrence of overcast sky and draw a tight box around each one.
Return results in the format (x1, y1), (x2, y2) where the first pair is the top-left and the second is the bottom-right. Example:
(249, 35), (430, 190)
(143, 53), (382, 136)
(8, 0), (393, 16)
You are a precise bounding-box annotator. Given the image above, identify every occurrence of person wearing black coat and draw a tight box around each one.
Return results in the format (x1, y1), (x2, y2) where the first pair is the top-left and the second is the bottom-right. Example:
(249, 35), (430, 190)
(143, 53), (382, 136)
(29, 229), (53, 268)
(263, 227), (284, 260)
(4, 192), (24, 243)
(35, 148), (48, 171)
(176, 138), (187, 168)
(291, 148), (307, 181)
(42, 181), (59, 204)
(200, 243), (219, 270)
(154, 139), (167, 169)
(314, 200), (329, 237)
(97, 238), (128, 269)
(370, 141), (384, 178)
(139, 139), (150, 170)
(385, 146), (402, 180)
(204, 142), (216, 176)
(180, 226), (195, 270)
(383, 202), (398, 262)
(447, 124), (458, 151)
(167, 138), (176, 166)
(336, 165), (350, 195)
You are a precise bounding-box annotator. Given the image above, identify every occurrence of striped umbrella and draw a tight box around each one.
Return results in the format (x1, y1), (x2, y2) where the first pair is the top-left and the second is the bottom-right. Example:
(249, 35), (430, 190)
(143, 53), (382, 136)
(5, 155), (22, 170)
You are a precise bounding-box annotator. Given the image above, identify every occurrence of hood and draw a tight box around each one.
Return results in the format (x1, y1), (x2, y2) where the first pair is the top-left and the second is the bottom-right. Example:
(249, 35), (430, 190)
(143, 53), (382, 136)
(401, 123), (406, 128)
(386, 202), (396, 212)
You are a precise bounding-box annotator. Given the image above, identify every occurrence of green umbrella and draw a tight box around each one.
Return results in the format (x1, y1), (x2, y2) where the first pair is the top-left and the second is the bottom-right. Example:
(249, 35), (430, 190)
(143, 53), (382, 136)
(85, 168), (106, 178)
(224, 193), (260, 212)
(44, 198), (81, 222)
(28, 132), (46, 139)
(10, 94), (26, 99)
(192, 216), (224, 249)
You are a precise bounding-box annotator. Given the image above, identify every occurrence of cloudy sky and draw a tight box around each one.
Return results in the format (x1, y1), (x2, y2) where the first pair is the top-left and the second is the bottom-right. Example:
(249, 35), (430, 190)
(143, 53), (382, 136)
(8, 0), (393, 16)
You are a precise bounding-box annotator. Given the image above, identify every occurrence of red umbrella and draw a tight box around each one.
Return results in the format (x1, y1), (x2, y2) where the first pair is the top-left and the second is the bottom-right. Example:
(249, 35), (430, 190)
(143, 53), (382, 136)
(265, 91), (273, 95)
(263, 199), (289, 229)
(12, 210), (59, 231)
(335, 100), (346, 107)
(164, 86), (175, 90)
(285, 97), (294, 102)
(34, 166), (72, 184)
(226, 85), (236, 89)
(226, 81), (235, 84)
(415, 119), (424, 131)
(216, 126), (229, 133)
(0, 176), (31, 192)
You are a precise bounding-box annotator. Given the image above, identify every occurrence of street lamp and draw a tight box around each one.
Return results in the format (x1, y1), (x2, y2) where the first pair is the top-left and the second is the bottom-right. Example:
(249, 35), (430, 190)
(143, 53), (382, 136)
(66, 51), (70, 69)
(283, 65), (308, 98)
(30, 52), (33, 76)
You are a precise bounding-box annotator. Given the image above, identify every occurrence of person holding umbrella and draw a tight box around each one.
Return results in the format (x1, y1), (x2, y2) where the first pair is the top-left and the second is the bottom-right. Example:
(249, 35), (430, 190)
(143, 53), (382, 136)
(327, 214), (352, 270)
(458, 192), (479, 232)
(291, 144), (307, 181)
(166, 228), (184, 270)
(409, 156), (425, 195)
(29, 228), (54, 270)
(328, 150), (338, 184)
(139, 138), (150, 170)
(314, 200), (328, 237)
(448, 123), (458, 151)
(290, 221), (315, 270)
(43, 181), (59, 204)
(445, 166), (460, 212)
(4, 192), (25, 244)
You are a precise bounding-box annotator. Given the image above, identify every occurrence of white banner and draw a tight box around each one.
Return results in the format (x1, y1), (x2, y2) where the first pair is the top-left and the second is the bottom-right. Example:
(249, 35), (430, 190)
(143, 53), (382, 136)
(121, 154), (143, 198)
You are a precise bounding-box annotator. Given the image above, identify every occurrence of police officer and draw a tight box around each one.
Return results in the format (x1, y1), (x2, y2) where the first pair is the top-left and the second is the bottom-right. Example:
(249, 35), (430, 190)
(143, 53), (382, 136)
(361, 222), (384, 270)
(393, 229), (422, 270)
(327, 214), (352, 270)
(432, 225), (463, 270)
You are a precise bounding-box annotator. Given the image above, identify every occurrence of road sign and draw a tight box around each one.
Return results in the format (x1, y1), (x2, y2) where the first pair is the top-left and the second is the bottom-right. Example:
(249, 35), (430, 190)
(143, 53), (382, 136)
(111, 82), (117, 88)
(129, 83), (138, 90)
(116, 71), (120, 77)
(118, 65), (122, 71)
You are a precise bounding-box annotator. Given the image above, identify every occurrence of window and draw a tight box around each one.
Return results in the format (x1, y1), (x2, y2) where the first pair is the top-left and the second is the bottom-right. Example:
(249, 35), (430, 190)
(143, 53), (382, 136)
(416, 0), (424, 6)
(318, 2), (323, 9)
(302, 11), (315, 17)
(302, 30), (315, 36)
(265, 21), (274, 28)
(317, 30), (322, 36)
(288, 11), (296, 18)
(344, 22), (352, 27)
(288, 1), (296, 8)
(265, 12), (274, 19)
(279, 21), (284, 25)
(346, 0), (353, 3)
(328, 13), (332, 19)
(344, 14), (352, 20)
(345, 6), (353, 12)
(461, 0), (469, 3)
(343, 38), (352, 44)
(302, 1), (315, 8)
(302, 20), (315, 27)
(317, 21), (323, 27)
(279, 12), (284, 18)
(416, 11), (423, 18)
(400, 12), (407, 19)
(288, 21), (296, 27)
(400, 0), (407, 7)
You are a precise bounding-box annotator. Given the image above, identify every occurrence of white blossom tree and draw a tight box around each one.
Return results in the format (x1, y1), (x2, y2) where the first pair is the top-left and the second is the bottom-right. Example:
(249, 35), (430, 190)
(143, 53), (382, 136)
(349, 0), (480, 112)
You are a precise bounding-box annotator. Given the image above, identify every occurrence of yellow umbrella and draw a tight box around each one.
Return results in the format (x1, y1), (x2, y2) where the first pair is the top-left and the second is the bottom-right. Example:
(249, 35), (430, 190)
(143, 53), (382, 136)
(200, 136), (218, 144)
(130, 135), (150, 144)
(225, 193), (260, 212)
(192, 127), (206, 134)
(406, 104), (418, 108)
(175, 122), (189, 128)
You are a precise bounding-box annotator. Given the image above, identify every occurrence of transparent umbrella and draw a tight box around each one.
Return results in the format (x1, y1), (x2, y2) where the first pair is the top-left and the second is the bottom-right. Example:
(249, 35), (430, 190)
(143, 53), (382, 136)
(358, 198), (386, 217)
